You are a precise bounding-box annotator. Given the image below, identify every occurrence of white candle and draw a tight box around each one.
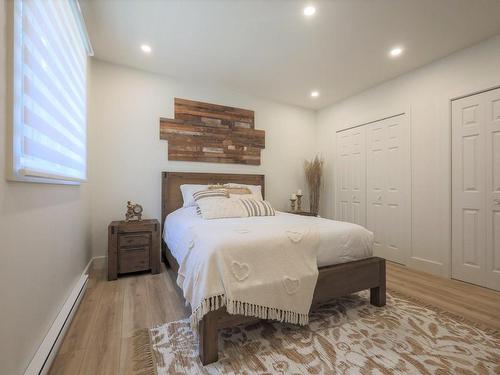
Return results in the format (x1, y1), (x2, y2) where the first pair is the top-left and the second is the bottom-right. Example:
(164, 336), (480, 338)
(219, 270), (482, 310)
(297, 189), (302, 195)
(291, 193), (297, 199)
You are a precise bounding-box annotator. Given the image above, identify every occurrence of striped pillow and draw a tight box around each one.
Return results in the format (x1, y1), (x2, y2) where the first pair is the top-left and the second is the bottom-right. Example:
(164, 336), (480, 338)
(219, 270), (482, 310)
(240, 198), (275, 217)
(192, 189), (228, 202)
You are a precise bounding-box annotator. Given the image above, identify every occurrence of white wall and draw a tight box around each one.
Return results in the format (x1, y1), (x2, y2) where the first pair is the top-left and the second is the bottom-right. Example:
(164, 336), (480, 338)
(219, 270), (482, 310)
(88, 59), (317, 257)
(317, 35), (500, 277)
(0, 2), (92, 374)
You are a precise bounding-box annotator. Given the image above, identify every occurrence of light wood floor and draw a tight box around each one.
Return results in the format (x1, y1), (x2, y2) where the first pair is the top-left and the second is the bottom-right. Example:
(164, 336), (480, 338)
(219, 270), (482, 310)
(49, 260), (500, 375)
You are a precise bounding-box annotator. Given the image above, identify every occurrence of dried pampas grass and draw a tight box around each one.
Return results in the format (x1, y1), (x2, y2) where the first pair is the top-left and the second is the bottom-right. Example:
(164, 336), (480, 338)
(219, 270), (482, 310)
(304, 155), (324, 215)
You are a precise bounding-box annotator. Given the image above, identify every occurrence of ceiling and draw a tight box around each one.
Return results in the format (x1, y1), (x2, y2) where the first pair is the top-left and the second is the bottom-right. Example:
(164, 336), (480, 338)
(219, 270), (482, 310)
(80, 0), (500, 110)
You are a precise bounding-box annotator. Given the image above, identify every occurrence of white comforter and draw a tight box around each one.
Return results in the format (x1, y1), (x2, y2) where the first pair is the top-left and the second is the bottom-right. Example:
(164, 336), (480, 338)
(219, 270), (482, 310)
(164, 207), (373, 268)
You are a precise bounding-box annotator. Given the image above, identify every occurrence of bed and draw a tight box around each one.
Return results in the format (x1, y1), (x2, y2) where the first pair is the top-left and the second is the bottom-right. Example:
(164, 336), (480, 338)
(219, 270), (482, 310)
(161, 171), (386, 365)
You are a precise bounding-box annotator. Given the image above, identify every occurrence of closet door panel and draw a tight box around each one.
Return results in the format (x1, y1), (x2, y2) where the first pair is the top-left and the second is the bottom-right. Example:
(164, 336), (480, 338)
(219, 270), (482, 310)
(336, 130), (352, 222)
(366, 122), (387, 259)
(350, 127), (366, 226)
(335, 127), (366, 226)
(485, 89), (500, 290)
(384, 116), (411, 265)
(367, 114), (410, 265)
(452, 95), (486, 286)
(370, 200), (386, 258)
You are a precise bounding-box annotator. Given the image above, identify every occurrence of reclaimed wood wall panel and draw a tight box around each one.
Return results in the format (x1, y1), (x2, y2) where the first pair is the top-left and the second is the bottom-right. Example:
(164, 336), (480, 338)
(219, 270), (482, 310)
(160, 98), (265, 165)
(174, 98), (255, 128)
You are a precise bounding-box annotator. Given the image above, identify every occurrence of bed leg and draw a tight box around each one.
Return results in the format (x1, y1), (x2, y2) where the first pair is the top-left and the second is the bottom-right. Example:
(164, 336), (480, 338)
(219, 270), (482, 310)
(370, 258), (386, 307)
(199, 313), (219, 365)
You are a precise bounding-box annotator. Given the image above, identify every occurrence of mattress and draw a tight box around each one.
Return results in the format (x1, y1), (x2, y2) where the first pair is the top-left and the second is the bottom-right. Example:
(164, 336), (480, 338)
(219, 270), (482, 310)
(163, 207), (373, 268)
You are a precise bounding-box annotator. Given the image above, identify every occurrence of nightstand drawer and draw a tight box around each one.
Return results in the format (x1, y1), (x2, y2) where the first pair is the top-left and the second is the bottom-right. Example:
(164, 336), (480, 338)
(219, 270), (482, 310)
(118, 247), (150, 273)
(119, 233), (150, 248)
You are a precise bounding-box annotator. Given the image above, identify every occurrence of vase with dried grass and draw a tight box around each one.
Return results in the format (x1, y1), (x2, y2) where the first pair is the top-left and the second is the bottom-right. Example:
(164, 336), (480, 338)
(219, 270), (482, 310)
(304, 155), (324, 215)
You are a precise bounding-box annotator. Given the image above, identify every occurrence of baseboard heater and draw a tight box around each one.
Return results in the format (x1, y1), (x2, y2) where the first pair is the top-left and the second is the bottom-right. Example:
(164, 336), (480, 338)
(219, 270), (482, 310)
(24, 273), (89, 375)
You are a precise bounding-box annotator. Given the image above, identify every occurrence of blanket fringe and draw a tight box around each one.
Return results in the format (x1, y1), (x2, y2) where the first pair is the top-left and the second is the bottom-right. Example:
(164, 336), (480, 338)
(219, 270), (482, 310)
(191, 294), (309, 328)
(131, 329), (158, 375)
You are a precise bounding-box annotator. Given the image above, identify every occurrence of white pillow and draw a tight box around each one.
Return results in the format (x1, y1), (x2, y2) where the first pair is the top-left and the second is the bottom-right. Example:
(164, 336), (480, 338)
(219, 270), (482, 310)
(180, 184), (209, 207)
(196, 197), (246, 219)
(225, 183), (263, 201)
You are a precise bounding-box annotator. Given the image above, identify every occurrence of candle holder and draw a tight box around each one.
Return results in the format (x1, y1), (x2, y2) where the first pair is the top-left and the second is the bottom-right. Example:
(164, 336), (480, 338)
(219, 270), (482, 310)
(296, 194), (303, 212)
(290, 198), (297, 212)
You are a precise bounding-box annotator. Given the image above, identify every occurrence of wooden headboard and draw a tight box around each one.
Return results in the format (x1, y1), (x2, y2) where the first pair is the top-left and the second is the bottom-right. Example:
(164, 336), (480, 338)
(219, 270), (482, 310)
(161, 171), (265, 230)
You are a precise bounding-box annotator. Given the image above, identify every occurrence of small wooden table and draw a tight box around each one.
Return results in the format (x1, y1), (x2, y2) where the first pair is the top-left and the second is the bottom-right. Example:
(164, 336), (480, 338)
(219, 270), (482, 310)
(286, 211), (317, 216)
(108, 219), (160, 280)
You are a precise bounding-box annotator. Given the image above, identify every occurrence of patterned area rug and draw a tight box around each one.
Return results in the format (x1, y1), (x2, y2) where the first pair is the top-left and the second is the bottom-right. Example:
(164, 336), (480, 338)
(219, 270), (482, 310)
(145, 291), (500, 374)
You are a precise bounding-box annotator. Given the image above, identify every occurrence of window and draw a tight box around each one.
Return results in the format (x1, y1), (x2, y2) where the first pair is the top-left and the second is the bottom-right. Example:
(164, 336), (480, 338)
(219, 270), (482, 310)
(12, 0), (92, 183)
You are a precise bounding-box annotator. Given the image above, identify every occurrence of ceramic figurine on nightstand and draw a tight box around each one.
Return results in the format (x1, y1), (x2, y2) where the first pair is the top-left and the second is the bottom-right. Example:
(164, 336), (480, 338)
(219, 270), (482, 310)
(125, 201), (143, 222)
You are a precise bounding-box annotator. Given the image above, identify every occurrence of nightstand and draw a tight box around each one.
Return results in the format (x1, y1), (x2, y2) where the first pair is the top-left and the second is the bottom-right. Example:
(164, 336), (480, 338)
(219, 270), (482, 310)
(108, 219), (160, 280)
(286, 211), (317, 217)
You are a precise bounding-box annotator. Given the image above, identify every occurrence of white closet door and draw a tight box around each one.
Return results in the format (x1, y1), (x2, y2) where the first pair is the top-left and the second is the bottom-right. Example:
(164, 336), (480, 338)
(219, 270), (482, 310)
(335, 127), (366, 226)
(485, 89), (500, 290)
(452, 94), (487, 286)
(336, 130), (352, 222)
(366, 114), (410, 264)
(350, 127), (367, 226)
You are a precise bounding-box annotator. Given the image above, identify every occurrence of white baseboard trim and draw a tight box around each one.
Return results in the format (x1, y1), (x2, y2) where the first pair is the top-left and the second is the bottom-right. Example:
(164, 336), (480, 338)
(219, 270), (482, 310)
(23, 257), (100, 375)
(83, 255), (105, 275)
(407, 256), (446, 278)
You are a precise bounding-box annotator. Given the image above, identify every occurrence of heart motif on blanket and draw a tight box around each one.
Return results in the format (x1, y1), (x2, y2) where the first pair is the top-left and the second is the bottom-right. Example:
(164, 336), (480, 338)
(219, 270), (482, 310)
(231, 261), (250, 281)
(286, 230), (305, 243)
(283, 277), (300, 294)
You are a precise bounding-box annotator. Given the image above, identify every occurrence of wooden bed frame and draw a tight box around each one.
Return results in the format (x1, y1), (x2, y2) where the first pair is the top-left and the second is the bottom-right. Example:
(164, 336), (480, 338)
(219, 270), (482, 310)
(161, 171), (386, 365)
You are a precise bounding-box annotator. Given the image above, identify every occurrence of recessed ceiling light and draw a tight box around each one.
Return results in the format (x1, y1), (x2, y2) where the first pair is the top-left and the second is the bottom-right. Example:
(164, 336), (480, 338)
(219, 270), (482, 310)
(311, 91), (319, 98)
(141, 44), (152, 53)
(303, 6), (316, 16)
(389, 46), (403, 58)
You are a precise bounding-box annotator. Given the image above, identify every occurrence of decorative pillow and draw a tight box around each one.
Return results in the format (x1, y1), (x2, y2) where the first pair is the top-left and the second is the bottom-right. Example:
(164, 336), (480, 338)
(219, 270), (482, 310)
(180, 184), (209, 207)
(192, 188), (228, 202)
(196, 197), (246, 220)
(226, 183), (263, 200)
(239, 198), (275, 217)
(209, 184), (251, 195)
(208, 184), (225, 190)
(226, 187), (252, 195)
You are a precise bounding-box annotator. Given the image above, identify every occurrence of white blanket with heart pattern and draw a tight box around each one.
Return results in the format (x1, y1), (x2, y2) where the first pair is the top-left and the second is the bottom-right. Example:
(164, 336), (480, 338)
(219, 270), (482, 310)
(176, 218), (321, 328)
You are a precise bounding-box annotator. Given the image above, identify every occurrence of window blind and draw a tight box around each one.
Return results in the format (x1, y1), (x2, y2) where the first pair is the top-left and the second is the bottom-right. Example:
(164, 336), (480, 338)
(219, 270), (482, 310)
(12, 0), (92, 183)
